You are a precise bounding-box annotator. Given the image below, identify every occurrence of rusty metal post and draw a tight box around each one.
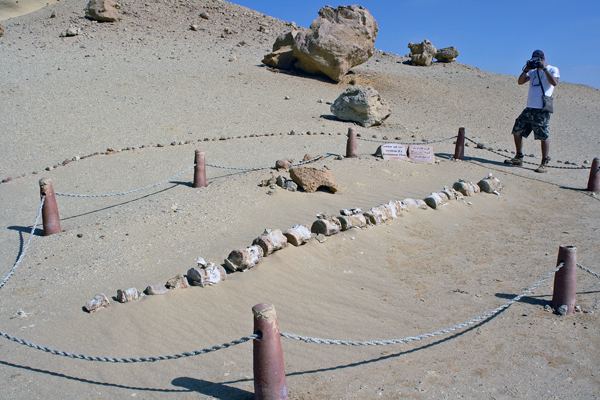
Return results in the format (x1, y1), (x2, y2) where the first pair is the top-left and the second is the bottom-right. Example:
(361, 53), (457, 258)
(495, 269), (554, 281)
(253, 303), (288, 400)
(193, 149), (207, 188)
(586, 157), (600, 192)
(39, 178), (61, 236)
(552, 245), (577, 315)
(454, 127), (465, 160)
(345, 127), (357, 158)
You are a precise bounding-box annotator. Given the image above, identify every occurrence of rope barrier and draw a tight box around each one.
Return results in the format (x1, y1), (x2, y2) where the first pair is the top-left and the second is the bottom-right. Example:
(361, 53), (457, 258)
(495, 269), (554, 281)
(357, 136), (457, 145)
(280, 263), (564, 346)
(206, 138), (348, 171)
(578, 263), (600, 280)
(0, 331), (259, 363)
(0, 197), (45, 290)
(55, 165), (196, 198)
(463, 136), (591, 170)
(1, 259), (599, 361)
(53, 139), (348, 196)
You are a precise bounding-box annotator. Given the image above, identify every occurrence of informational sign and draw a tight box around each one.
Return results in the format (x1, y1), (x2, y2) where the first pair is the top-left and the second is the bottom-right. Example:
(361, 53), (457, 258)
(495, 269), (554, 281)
(408, 145), (435, 163)
(381, 144), (407, 160)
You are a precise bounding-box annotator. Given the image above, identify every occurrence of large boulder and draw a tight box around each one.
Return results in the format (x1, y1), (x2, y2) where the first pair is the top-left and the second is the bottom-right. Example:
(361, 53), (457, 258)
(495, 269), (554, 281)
(263, 5), (378, 82)
(85, 0), (121, 22)
(330, 86), (391, 127)
(408, 39), (437, 66)
(289, 167), (338, 193)
(263, 29), (306, 70)
(435, 46), (459, 63)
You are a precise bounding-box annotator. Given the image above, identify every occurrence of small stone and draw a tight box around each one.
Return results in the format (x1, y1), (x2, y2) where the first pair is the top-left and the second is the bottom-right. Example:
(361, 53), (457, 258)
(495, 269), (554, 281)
(315, 233), (327, 243)
(84, 293), (110, 313)
(165, 274), (189, 289)
(146, 284), (168, 295)
(195, 257), (207, 267)
(77, 233), (83, 238)
(200, 12), (209, 19)
(544, 305), (552, 312)
(557, 305), (568, 316)
(284, 180), (298, 192)
(574, 305), (582, 313)
(117, 287), (139, 303)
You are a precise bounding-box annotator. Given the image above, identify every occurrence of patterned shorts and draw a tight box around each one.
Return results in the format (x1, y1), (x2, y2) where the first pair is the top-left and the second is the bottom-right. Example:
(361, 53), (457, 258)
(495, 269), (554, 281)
(512, 108), (551, 140)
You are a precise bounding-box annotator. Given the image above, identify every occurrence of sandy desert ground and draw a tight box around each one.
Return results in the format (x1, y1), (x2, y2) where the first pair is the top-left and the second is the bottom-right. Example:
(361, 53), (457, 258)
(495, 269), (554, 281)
(1, 1), (599, 399)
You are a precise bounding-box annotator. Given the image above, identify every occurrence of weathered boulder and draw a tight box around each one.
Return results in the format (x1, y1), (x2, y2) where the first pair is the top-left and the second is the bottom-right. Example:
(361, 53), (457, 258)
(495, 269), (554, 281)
(408, 39), (437, 66)
(85, 0), (121, 22)
(84, 293), (110, 313)
(435, 46), (459, 63)
(330, 86), (391, 127)
(262, 29), (306, 69)
(293, 5), (378, 81)
(263, 5), (378, 82)
(289, 166), (338, 193)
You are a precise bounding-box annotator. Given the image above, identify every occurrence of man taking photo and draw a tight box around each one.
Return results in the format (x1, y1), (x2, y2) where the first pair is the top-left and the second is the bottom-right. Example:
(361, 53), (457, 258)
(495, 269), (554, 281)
(505, 49), (559, 173)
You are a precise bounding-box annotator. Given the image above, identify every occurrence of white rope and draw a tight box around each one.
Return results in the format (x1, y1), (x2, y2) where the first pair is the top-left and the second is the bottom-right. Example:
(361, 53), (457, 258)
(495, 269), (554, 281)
(578, 263), (600, 280)
(464, 136), (590, 170)
(206, 139), (348, 171)
(0, 331), (258, 362)
(0, 197), (45, 289)
(55, 165), (195, 197)
(357, 136), (457, 145)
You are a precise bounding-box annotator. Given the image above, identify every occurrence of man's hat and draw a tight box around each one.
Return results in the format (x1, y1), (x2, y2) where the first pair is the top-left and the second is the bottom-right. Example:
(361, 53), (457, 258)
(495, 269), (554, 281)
(532, 49), (545, 59)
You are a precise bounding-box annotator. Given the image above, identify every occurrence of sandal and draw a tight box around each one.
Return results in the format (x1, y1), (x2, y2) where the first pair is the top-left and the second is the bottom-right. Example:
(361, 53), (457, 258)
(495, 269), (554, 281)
(535, 158), (549, 173)
(504, 155), (524, 166)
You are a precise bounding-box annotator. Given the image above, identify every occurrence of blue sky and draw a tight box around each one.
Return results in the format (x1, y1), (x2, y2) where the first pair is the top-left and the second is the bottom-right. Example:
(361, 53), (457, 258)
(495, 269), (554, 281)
(234, 0), (600, 89)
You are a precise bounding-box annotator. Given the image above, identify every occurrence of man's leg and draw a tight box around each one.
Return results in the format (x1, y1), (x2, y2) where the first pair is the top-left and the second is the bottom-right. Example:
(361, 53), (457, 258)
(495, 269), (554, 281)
(514, 134), (524, 155)
(541, 139), (549, 160)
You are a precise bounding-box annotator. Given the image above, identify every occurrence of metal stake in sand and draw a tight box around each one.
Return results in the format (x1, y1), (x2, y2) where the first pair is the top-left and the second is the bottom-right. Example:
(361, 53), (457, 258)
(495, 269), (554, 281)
(39, 178), (61, 236)
(454, 127), (465, 160)
(253, 303), (288, 400)
(552, 245), (577, 315)
(193, 149), (207, 188)
(345, 127), (357, 158)
(586, 157), (600, 192)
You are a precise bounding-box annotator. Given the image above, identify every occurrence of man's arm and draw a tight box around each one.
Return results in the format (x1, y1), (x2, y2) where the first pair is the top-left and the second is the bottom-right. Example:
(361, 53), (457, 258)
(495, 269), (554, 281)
(541, 60), (559, 86)
(518, 69), (531, 85)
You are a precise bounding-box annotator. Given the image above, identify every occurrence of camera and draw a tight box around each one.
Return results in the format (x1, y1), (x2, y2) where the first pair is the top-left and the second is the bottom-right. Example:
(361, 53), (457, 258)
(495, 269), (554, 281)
(526, 58), (543, 70)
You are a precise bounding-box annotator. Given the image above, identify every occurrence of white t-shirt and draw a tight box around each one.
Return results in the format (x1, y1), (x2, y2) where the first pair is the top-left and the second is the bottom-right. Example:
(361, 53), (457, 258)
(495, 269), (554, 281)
(526, 65), (560, 109)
